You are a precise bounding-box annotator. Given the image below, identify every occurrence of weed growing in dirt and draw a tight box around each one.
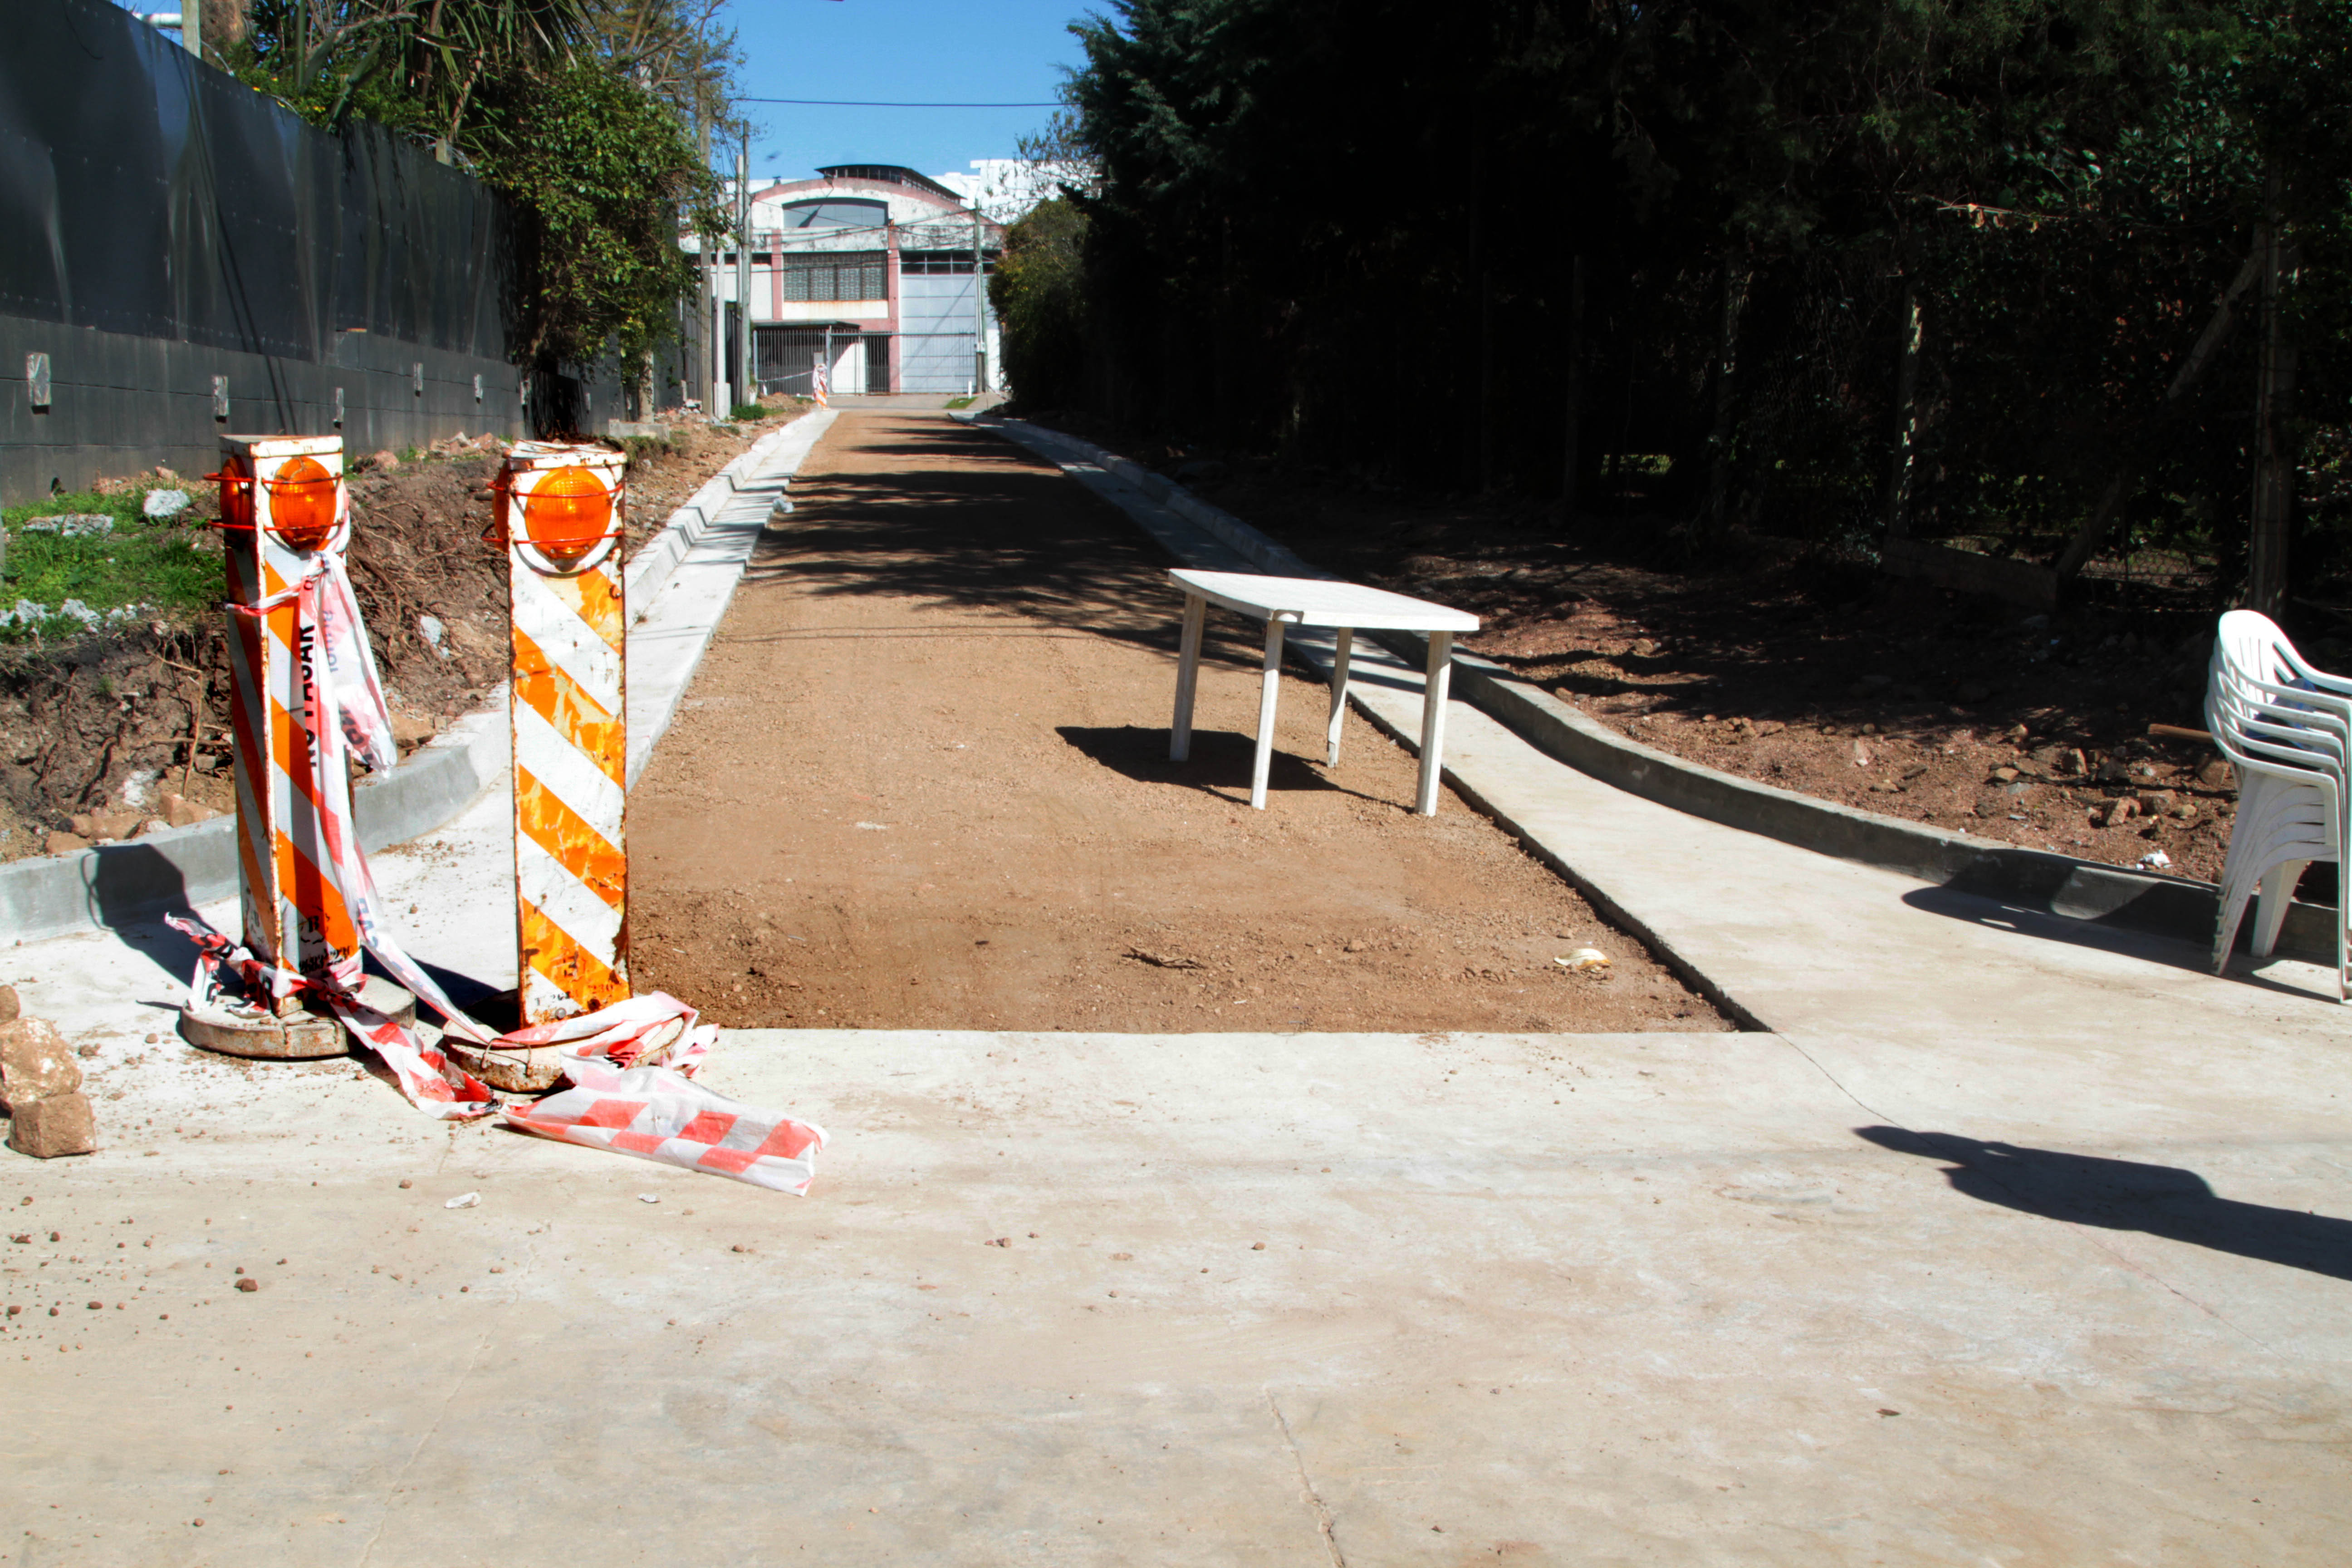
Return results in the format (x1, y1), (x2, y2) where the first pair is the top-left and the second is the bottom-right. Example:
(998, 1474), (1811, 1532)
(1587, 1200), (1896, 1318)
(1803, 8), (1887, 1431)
(0, 490), (216, 641)
(729, 403), (768, 422)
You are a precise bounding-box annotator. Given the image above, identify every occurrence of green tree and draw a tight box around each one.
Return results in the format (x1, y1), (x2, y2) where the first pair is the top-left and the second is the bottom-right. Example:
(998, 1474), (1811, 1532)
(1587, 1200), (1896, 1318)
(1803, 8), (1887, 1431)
(1045, 0), (2352, 607)
(223, 0), (731, 373)
(990, 198), (1092, 407)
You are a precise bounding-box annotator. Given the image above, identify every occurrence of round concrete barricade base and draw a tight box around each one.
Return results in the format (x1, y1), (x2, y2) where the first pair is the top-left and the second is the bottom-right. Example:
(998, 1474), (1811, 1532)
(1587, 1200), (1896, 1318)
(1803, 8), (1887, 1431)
(434, 989), (566, 1093)
(441, 1036), (567, 1093)
(178, 976), (416, 1060)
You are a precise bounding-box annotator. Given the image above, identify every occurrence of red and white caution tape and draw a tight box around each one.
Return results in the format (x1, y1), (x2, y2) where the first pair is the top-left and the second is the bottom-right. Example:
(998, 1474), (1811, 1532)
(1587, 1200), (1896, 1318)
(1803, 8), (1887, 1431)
(167, 915), (497, 1119)
(490, 990), (715, 1077)
(499, 994), (826, 1194)
(503, 1070), (826, 1195)
(185, 560), (826, 1188)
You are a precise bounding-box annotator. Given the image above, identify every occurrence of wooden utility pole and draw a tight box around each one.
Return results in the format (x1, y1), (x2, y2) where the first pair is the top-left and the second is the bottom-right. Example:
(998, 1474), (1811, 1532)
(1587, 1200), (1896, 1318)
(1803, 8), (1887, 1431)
(1883, 280), (1922, 543)
(2248, 164), (2299, 617)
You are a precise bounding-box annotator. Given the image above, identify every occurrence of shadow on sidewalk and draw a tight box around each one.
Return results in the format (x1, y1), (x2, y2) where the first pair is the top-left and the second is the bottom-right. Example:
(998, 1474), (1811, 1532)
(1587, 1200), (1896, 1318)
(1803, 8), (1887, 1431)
(1898, 884), (2332, 1001)
(1859, 1126), (2352, 1282)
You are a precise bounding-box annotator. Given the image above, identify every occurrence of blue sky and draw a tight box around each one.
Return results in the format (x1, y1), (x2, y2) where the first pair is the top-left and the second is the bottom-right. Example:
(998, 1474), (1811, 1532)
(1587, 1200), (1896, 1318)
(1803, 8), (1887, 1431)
(725, 0), (1093, 185)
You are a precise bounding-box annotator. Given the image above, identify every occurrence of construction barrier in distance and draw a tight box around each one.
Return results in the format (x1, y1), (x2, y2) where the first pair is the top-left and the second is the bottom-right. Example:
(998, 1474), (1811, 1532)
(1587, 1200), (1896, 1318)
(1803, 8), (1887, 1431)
(499, 442), (632, 1026)
(217, 434), (355, 1015)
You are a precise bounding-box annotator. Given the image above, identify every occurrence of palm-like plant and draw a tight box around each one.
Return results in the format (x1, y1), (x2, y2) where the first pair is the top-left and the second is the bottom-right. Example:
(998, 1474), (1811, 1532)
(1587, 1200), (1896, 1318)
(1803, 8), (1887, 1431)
(232, 0), (593, 143)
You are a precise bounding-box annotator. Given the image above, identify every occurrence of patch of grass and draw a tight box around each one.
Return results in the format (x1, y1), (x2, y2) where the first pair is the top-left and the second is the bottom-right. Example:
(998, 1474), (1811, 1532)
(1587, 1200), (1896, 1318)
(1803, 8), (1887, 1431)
(0, 489), (218, 642)
(945, 396), (977, 411)
(729, 403), (768, 422)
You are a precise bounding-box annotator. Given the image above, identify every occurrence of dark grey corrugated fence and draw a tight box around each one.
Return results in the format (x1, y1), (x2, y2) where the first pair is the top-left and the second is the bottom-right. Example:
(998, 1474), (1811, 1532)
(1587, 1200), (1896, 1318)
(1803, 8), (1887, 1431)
(0, 0), (607, 499)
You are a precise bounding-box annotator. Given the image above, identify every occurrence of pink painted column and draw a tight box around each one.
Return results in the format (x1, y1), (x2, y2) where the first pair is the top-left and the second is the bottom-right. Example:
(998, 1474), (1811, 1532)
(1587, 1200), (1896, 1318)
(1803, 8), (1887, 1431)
(884, 220), (902, 393)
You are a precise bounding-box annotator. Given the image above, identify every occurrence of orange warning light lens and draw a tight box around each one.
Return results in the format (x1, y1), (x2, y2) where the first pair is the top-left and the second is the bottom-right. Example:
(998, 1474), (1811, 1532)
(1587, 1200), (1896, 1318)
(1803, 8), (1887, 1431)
(267, 456), (338, 551)
(519, 466), (612, 568)
(218, 455), (254, 532)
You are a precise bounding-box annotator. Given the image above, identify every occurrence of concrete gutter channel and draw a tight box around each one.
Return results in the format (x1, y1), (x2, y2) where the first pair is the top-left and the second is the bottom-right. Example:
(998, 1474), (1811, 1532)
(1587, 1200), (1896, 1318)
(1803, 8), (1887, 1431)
(0, 410), (837, 944)
(965, 411), (2335, 971)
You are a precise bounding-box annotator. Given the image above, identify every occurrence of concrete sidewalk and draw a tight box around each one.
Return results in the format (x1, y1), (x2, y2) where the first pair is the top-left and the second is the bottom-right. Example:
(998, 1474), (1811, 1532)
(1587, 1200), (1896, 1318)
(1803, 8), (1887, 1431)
(2, 407), (2348, 1565)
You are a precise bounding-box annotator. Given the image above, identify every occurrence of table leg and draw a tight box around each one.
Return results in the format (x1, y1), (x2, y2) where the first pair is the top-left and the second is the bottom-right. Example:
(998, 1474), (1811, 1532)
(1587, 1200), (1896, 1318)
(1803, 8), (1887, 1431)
(1325, 628), (1353, 765)
(1251, 617), (1286, 809)
(1170, 593), (1206, 762)
(1416, 630), (1453, 817)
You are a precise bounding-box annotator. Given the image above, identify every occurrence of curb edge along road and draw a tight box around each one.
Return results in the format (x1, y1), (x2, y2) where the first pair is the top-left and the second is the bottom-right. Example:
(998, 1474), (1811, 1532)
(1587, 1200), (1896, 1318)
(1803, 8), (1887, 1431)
(0, 411), (835, 944)
(962, 410), (2333, 968)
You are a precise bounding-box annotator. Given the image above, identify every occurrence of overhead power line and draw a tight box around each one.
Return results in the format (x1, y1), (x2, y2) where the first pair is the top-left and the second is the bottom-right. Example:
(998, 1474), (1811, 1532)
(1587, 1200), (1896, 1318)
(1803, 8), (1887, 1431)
(738, 96), (1061, 108)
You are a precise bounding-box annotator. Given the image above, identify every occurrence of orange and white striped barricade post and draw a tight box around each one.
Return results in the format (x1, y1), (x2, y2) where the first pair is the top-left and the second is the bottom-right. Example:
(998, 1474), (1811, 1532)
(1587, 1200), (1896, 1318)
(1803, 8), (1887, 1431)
(181, 434), (414, 1058)
(499, 443), (632, 1027)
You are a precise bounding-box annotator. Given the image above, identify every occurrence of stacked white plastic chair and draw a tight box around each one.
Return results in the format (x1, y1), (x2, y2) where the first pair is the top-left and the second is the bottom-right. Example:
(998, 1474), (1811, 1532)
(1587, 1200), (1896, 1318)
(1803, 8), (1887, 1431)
(2205, 610), (2352, 999)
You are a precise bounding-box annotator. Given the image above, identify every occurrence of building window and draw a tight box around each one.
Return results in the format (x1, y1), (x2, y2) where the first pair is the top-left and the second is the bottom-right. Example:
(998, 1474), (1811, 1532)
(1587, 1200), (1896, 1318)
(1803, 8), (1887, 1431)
(898, 250), (995, 275)
(780, 199), (888, 231)
(780, 251), (887, 302)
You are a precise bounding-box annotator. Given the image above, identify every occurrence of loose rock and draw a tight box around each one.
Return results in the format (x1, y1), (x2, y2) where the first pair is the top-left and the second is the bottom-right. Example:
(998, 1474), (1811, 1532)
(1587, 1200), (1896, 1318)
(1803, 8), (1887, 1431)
(7, 1094), (96, 1158)
(0, 1017), (81, 1108)
(159, 794), (221, 829)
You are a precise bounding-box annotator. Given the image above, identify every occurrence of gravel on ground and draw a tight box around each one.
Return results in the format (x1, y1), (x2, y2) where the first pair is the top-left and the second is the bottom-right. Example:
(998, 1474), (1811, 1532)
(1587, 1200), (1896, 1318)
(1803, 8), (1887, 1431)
(628, 411), (1729, 1034)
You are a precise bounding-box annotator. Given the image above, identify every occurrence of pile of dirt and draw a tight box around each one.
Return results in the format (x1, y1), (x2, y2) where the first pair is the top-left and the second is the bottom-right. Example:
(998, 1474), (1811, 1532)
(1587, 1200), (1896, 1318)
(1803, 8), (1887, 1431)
(0, 416), (780, 861)
(1007, 408), (2322, 888)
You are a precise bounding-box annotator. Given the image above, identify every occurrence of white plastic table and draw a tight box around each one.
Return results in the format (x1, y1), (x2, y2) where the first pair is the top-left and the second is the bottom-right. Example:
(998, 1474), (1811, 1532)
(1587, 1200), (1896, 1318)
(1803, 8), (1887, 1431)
(1167, 568), (1481, 815)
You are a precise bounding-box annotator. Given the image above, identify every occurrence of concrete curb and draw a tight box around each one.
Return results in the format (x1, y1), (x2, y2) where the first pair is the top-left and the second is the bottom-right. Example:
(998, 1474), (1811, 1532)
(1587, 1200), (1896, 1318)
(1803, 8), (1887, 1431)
(0, 412), (835, 945)
(625, 412), (827, 609)
(969, 412), (2333, 966)
(0, 698), (510, 944)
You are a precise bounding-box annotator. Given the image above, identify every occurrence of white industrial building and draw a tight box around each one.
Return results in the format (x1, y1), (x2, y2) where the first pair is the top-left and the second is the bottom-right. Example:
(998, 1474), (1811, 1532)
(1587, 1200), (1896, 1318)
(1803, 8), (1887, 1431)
(696, 164), (1007, 400)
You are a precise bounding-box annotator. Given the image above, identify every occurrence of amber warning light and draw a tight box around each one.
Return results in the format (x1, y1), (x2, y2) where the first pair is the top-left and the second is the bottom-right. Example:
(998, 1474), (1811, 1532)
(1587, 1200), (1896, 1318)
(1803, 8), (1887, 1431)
(213, 453), (339, 552)
(267, 456), (338, 551)
(520, 466), (614, 570)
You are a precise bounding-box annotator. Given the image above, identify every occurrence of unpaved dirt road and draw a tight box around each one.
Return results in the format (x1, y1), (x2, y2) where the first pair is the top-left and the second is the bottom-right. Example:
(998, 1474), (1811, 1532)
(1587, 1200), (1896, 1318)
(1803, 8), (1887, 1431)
(631, 412), (1725, 1033)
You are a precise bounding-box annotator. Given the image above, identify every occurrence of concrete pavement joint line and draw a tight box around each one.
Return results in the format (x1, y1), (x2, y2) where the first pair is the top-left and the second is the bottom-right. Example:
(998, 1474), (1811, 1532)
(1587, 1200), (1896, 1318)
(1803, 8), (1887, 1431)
(1267, 1389), (1348, 1568)
(357, 1313), (497, 1568)
(964, 410), (2333, 965)
(1764, 1032), (1894, 1123)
